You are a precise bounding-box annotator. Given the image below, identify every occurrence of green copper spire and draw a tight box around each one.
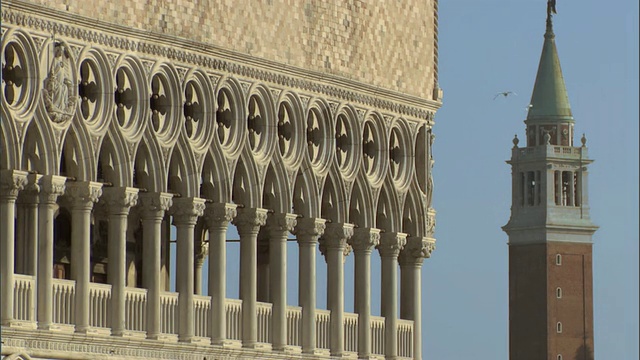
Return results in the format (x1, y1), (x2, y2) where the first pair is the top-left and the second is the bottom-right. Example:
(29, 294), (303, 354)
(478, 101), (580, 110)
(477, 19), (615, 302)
(526, 9), (573, 122)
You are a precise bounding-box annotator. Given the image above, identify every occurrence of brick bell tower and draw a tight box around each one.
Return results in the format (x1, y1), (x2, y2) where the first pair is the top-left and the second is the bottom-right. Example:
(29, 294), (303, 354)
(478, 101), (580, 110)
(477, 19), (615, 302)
(503, 3), (598, 360)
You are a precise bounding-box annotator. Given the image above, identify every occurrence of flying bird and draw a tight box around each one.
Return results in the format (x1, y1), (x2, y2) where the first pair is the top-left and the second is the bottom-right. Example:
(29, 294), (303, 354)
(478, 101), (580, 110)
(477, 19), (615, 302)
(494, 91), (517, 100)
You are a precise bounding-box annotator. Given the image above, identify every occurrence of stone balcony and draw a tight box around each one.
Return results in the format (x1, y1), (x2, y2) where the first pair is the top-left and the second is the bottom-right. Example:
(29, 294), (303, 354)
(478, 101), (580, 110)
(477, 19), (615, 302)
(7, 274), (414, 359)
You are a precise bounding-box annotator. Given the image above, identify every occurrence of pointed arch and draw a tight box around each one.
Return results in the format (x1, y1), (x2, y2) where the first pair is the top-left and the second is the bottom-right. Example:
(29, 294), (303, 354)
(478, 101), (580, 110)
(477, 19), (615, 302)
(231, 151), (261, 208)
(292, 160), (320, 218)
(320, 166), (348, 223)
(200, 148), (230, 203)
(376, 177), (401, 232)
(133, 137), (164, 192)
(1, 107), (19, 169)
(262, 160), (291, 213)
(402, 183), (426, 237)
(59, 125), (93, 180)
(97, 130), (131, 187)
(349, 173), (375, 227)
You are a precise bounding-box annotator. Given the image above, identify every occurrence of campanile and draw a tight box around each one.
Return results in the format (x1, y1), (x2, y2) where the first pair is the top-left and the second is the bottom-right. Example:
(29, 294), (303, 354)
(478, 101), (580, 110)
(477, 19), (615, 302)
(503, 3), (598, 360)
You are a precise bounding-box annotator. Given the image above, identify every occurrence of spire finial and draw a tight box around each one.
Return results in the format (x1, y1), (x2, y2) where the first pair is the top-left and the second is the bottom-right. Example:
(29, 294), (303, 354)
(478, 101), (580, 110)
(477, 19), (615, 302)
(546, 0), (557, 38)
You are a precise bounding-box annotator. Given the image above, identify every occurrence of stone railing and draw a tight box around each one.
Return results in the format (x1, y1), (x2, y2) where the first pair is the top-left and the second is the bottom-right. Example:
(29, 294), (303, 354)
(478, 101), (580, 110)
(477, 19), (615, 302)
(514, 145), (587, 160)
(125, 287), (147, 333)
(371, 315), (386, 356)
(10, 276), (414, 358)
(52, 278), (76, 325)
(13, 274), (35, 321)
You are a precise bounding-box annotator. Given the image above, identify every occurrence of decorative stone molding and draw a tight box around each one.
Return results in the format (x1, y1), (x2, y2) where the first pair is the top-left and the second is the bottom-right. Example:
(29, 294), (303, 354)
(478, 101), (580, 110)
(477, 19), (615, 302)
(232, 207), (268, 235)
(293, 217), (326, 244)
(36, 175), (66, 204)
(377, 232), (407, 258)
(348, 227), (381, 253)
(138, 192), (173, 219)
(101, 187), (139, 215)
(399, 236), (436, 265)
(64, 181), (103, 210)
(170, 197), (206, 226)
(203, 202), (238, 230)
(0, 169), (29, 200)
(266, 212), (298, 238)
(319, 223), (354, 258)
(1, 4), (440, 122)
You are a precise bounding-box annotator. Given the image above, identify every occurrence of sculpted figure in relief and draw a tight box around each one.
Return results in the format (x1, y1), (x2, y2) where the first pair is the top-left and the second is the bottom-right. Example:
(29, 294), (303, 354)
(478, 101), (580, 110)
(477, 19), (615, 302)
(426, 131), (435, 208)
(43, 42), (77, 123)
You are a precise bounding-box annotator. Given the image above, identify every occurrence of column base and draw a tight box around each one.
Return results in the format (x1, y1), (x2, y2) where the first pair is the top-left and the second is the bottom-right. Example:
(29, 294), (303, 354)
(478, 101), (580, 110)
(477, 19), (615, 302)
(37, 322), (74, 333)
(2, 320), (37, 330)
(242, 342), (271, 351)
(211, 339), (242, 348)
(75, 326), (111, 336)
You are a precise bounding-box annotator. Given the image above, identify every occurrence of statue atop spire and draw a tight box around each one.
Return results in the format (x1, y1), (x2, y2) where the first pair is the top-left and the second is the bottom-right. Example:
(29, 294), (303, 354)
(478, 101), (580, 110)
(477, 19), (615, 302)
(546, 0), (557, 35)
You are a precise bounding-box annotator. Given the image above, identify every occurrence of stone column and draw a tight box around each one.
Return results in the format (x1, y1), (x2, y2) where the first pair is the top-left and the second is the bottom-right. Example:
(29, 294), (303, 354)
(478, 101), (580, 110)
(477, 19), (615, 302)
(102, 187), (138, 336)
(16, 173), (41, 276)
(66, 181), (103, 333)
(194, 240), (208, 296)
(232, 207), (268, 348)
(171, 197), (206, 343)
(377, 232), (406, 360)
(256, 238), (270, 302)
(203, 203), (237, 346)
(568, 171), (575, 206)
(292, 217), (326, 354)
(320, 222), (354, 358)
(266, 213), (297, 351)
(0, 170), (28, 326)
(139, 192), (173, 339)
(35, 175), (66, 330)
(349, 227), (381, 359)
(400, 237), (435, 360)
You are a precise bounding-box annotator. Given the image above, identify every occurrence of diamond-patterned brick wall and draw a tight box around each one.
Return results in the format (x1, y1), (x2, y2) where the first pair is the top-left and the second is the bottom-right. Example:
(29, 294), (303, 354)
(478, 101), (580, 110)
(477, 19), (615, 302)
(28, 0), (436, 99)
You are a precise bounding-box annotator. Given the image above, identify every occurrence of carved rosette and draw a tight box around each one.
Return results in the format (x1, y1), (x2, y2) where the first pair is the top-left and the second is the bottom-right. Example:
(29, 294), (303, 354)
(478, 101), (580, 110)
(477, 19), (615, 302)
(138, 192), (173, 220)
(266, 212), (298, 239)
(377, 232), (407, 258)
(232, 207), (268, 235)
(65, 181), (103, 210)
(170, 197), (206, 226)
(293, 217), (326, 244)
(203, 203), (237, 230)
(349, 227), (381, 253)
(319, 223), (354, 258)
(0, 169), (28, 201)
(399, 236), (436, 265)
(101, 187), (139, 215)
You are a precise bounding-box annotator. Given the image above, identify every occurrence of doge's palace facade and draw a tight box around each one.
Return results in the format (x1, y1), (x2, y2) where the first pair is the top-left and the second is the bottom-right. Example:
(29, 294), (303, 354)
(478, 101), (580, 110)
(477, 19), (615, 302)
(1, 1), (442, 359)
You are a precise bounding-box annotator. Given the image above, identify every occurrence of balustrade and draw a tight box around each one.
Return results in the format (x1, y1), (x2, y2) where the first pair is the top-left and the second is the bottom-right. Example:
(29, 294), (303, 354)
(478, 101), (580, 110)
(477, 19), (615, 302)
(371, 316), (385, 356)
(344, 312), (359, 353)
(194, 294), (211, 338)
(10, 278), (414, 358)
(160, 292), (179, 334)
(52, 278), (75, 325)
(225, 298), (242, 341)
(125, 287), (147, 332)
(286, 306), (302, 347)
(316, 309), (331, 350)
(89, 283), (111, 329)
(13, 274), (35, 322)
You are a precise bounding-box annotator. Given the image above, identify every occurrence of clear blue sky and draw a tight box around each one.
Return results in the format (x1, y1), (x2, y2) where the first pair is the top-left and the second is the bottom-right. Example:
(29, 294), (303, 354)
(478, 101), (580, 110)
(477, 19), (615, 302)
(172, 1), (639, 359)
(427, 1), (638, 359)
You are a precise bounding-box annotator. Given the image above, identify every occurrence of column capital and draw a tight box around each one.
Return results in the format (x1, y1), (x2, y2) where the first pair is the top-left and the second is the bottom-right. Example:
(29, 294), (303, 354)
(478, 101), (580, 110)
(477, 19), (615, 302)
(102, 187), (139, 215)
(203, 202), (237, 230)
(65, 181), (103, 210)
(0, 169), (28, 200)
(349, 227), (381, 253)
(139, 192), (174, 220)
(37, 175), (66, 204)
(399, 236), (436, 265)
(232, 207), (268, 235)
(195, 241), (209, 266)
(377, 232), (407, 258)
(17, 173), (43, 204)
(293, 217), (326, 244)
(319, 222), (354, 257)
(266, 212), (298, 239)
(171, 197), (206, 226)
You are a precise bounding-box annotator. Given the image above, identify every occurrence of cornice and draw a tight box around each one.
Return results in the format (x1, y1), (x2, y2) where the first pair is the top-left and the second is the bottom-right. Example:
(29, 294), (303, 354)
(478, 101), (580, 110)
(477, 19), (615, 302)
(2, 0), (442, 122)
